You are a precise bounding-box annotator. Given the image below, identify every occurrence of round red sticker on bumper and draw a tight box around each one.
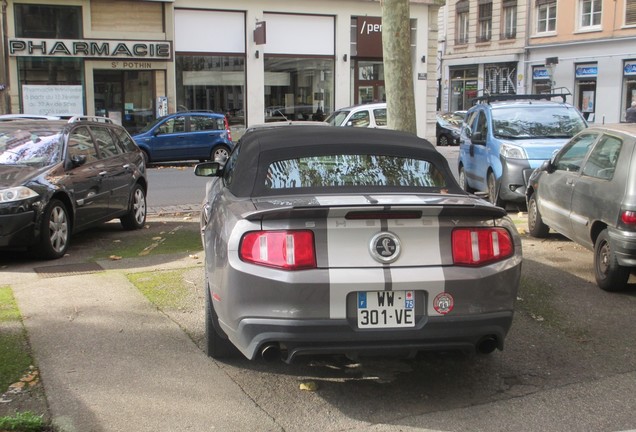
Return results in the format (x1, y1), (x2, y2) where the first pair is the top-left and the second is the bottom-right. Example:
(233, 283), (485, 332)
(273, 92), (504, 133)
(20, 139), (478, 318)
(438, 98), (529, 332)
(433, 292), (454, 315)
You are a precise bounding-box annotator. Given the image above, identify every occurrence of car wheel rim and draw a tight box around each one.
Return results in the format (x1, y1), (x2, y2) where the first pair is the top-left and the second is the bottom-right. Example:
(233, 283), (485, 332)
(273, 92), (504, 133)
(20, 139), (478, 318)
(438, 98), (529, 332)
(459, 170), (466, 190)
(214, 148), (229, 160)
(133, 189), (146, 225)
(440, 136), (448, 146)
(597, 241), (610, 277)
(49, 206), (69, 254)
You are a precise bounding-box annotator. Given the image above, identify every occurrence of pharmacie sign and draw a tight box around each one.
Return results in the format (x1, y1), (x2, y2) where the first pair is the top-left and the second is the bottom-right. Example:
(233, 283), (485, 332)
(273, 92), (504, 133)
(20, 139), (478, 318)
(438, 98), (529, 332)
(9, 38), (172, 60)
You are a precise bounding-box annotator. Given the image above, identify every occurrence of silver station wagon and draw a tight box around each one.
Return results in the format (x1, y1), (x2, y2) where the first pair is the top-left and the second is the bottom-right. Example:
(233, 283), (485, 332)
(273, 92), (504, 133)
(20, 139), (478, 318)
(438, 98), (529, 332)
(195, 126), (522, 363)
(527, 123), (636, 292)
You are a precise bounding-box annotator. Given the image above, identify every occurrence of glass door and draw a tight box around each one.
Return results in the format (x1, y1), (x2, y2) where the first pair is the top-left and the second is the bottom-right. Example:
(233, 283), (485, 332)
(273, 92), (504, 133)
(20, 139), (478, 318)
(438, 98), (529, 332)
(94, 70), (154, 134)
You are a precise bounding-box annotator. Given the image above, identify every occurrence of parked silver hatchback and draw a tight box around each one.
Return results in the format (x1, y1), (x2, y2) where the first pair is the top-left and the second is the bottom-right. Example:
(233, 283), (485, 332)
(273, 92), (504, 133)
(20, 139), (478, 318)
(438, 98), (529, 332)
(526, 123), (636, 291)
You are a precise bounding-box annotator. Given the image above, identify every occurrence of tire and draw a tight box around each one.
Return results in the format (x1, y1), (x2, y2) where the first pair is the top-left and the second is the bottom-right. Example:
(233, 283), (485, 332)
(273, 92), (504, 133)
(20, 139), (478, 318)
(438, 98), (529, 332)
(205, 287), (238, 359)
(120, 184), (147, 230)
(211, 145), (230, 162)
(31, 199), (70, 260)
(487, 171), (504, 208)
(594, 229), (630, 291)
(458, 166), (474, 193)
(437, 134), (450, 146)
(141, 150), (150, 166)
(527, 193), (550, 238)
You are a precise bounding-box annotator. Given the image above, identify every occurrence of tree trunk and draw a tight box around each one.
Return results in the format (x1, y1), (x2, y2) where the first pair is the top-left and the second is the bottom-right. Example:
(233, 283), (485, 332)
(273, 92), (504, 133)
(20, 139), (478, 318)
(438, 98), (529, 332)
(382, 0), (416, 134)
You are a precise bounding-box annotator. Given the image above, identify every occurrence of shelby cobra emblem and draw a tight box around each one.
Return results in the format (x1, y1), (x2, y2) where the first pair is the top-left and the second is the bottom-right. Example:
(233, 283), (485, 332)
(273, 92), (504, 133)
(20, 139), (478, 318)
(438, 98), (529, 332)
(369, 232), (401, 264)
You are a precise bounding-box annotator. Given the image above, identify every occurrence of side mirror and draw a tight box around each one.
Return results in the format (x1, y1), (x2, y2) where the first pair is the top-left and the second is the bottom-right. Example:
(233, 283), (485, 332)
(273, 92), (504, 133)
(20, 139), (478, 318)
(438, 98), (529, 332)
(194, 161), (223, 177)
(70, 154), (87, 167)
(539, 159), (556, 174)
(472, 131), (484, 143)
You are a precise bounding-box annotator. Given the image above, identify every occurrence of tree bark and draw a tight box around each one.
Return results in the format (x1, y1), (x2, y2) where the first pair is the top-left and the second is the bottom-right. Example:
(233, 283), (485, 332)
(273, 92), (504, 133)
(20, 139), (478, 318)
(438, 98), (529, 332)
(382, 0), (416, 134)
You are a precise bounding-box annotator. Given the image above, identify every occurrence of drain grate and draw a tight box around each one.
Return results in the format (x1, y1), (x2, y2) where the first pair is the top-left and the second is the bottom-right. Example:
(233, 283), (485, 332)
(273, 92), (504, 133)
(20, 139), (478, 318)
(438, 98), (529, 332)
(34, 262), (104, 278)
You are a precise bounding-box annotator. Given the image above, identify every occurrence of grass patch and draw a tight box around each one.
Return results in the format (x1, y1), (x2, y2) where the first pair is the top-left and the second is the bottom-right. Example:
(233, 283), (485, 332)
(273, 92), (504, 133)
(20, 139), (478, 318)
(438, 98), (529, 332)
(94, 226), (201, 260)
(127, 269), (192, 309)
(0, 411), (46, 431)
(517, 275), (590, 342)
(0, 287), (32, 392)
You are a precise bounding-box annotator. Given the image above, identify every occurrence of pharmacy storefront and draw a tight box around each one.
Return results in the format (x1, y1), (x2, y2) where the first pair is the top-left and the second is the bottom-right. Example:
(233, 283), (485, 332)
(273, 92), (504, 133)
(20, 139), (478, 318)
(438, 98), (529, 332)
(5, 1), (173, 134)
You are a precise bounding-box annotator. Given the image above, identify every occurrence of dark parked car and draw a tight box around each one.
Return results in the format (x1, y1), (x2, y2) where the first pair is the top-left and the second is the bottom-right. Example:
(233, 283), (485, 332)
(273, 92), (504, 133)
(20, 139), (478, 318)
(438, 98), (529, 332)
(526, 123), (636, 291)
(194, 126), (522, 362)
(436, 111), (465, 146)
(0, 116), (148, 259)
(132, 111), (233, 164)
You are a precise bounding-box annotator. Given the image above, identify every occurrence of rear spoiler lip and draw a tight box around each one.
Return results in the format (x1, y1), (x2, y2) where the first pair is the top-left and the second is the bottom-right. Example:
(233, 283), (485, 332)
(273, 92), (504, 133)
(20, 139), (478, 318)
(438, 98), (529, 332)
(242, 201), (508, 221)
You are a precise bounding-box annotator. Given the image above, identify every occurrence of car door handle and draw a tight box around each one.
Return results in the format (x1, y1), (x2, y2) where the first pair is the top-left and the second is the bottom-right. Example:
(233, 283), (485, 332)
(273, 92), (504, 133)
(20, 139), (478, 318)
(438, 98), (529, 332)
(122, 164), (131, 170)
(99, 171), (108, 176)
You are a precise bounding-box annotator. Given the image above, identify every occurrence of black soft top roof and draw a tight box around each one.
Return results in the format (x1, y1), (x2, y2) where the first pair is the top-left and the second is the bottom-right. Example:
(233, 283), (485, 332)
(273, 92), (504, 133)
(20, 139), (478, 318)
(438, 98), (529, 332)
(228, 126), (464, 198)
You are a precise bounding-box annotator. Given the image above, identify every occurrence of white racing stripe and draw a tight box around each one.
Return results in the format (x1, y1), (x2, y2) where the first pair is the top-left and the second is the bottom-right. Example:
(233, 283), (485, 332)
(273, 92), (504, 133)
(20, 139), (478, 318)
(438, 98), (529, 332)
(326, 207), (447, 318)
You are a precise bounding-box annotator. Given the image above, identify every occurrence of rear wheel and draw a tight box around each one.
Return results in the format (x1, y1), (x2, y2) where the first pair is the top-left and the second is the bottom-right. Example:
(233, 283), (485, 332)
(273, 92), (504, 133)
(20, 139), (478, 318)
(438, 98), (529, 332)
(211, 145), (230, 162)
(120, 184), (146, 230)
(594, 229), (630, 291)
(527, 193), (550, 238)
(487, 171), (504, 208)
(205, 287), (238, 359)
(31, 199), (70, 260)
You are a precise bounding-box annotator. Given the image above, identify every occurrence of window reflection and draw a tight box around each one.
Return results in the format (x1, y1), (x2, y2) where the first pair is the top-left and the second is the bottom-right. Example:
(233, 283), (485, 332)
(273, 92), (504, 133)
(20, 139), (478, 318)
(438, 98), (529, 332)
(266, 155), (446, 189)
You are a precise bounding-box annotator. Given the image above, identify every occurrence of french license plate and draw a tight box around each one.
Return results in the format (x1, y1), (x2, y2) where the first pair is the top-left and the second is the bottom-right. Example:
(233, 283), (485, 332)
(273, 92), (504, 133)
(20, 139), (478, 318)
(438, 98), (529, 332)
(357, 290), (415, 328)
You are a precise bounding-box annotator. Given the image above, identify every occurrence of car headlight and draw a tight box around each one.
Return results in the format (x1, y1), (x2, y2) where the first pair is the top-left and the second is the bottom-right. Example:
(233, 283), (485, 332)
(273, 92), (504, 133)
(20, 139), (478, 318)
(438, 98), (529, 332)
(0, 186), (39, 203)
(500, 143), (528, 159)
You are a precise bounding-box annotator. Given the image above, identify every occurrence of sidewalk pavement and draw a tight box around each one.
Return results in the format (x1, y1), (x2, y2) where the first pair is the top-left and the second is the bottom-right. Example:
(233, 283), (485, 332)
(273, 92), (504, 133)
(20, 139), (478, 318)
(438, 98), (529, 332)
(2, 212), (281, 432)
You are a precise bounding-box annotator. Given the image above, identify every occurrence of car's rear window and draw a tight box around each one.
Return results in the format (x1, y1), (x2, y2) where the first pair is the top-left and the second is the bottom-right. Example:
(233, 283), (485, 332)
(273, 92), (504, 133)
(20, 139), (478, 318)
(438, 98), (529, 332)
(265, 154), (446, 190)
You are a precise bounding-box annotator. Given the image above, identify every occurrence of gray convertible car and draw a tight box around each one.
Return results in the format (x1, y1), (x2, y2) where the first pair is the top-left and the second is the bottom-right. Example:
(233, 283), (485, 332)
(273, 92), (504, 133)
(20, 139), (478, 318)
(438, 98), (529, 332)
(195, 126), (522, 363)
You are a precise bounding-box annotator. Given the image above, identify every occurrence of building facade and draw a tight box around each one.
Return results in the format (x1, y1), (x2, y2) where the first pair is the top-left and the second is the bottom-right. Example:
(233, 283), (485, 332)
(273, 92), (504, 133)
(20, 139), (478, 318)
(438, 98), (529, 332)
(439, 0), (636, 124)
(438, 0), (527, 112)
(2, 0), (441, 139)
(525, 0), (636, 123)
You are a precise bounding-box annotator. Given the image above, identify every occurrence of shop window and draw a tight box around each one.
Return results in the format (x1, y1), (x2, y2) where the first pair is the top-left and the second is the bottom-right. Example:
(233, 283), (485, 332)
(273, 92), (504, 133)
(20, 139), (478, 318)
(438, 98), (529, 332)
(579, 0), (602, 29)
(176, 55), (246, 128)
(264, 56), (334, 121)
(15, 4), (82, 38)
(536, 0), (557, 33)
(501, 0), (517, 39)
(478, 1), (493, 42)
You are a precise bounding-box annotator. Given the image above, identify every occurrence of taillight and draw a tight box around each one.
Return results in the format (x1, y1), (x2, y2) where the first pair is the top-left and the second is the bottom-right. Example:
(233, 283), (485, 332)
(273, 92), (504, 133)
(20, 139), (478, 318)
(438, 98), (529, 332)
(240, 230), (316, 270)
(452, 227), (514, 266)
(620, 210), (636, 226)
(224, 116), (232, 142)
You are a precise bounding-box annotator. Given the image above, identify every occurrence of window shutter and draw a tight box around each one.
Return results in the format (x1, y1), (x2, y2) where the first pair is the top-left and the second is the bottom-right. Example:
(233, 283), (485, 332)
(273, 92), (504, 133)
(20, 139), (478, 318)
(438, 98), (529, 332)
(627, 0), (636, 25)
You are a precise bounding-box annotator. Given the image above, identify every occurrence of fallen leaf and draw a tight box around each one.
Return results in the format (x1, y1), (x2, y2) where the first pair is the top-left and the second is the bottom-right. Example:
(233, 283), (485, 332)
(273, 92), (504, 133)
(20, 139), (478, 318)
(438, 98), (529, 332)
(109, 255), (122, 260)
(189, 254), (199, 259)
(299, 381), (318, 391)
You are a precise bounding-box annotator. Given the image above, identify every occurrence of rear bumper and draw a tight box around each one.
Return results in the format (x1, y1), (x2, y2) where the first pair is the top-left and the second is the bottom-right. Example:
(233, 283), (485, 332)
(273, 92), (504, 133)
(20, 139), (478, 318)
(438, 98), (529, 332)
(608, 228), (636, 267)
(227, 312), (514, 362)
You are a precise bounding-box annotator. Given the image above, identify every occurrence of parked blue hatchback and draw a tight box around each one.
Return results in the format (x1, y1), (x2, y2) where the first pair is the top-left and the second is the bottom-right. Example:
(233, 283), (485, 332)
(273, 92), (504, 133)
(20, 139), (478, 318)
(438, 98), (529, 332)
(132, 111), (233, 164)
